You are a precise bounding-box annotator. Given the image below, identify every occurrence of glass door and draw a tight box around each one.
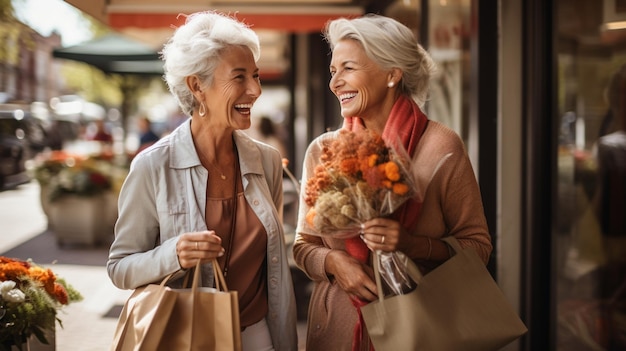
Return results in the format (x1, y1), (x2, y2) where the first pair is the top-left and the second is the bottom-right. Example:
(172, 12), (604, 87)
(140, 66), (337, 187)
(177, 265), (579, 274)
(554, 0), (626, 349)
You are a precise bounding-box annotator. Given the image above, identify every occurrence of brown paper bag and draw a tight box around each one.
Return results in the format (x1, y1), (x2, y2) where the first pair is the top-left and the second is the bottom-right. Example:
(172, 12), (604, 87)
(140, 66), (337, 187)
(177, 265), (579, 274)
(158, 260), (241, 351)
(111, 274), (178, 351)
(361, 237), (527, 351)
(111, 259), (241, 351)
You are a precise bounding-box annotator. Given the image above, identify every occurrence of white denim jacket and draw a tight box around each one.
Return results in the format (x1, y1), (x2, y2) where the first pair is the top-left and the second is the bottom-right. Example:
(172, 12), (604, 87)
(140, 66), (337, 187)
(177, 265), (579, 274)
(107, 118), (298, 350)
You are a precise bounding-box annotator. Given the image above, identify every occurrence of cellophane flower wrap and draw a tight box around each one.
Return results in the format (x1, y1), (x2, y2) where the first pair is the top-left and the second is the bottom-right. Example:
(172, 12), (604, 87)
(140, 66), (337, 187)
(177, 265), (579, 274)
(0, 257), (82, 350)
(302, 128), (417, 239)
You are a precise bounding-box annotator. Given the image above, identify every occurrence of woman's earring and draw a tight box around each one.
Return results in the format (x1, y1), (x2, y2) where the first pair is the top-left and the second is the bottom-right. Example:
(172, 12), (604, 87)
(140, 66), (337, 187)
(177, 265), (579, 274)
(387, 81), (394, 88)
(199, 102), (206, 117)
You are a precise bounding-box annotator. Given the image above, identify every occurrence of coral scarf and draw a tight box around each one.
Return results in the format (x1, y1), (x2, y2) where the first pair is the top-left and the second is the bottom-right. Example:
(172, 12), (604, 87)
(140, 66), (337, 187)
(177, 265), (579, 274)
(343, 95), (428, 350)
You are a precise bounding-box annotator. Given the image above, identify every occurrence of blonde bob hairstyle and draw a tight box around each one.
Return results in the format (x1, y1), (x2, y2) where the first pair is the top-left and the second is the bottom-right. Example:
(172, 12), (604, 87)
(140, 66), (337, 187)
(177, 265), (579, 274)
(161, 11), (260, 116)
(324, 14), (436, 107)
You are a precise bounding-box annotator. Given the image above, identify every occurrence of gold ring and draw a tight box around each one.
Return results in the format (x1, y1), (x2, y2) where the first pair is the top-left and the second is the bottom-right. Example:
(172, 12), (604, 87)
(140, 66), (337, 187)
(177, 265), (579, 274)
(195, 242), (199, 250)
(381, 236), (385, 244)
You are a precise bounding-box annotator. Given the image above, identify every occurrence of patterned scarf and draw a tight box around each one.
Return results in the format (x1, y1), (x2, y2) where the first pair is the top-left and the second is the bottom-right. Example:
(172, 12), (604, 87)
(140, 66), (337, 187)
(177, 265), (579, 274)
(343, 95), (428, 350)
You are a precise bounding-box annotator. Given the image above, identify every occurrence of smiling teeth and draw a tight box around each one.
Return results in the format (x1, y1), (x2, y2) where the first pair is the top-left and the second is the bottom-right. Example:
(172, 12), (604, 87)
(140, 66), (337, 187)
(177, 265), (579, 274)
(234, 104), (252, 109)
(339, 93), (357, 101)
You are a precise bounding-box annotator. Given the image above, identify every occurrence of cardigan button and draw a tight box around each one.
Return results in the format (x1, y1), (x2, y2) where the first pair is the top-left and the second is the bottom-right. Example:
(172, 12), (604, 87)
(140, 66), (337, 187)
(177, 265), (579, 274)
(253, 199), (260, 206)
(271, 256), (278, 263)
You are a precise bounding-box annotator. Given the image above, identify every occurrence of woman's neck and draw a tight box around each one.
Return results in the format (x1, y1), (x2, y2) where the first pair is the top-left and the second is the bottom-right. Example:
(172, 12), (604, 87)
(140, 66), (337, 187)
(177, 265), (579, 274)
(190, 119), (235, 162)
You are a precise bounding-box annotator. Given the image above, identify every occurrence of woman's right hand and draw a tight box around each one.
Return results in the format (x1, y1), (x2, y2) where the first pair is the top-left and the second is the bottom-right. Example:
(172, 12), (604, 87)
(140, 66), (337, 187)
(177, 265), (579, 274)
(325, 250), (378, 302)
(176, 230), (225, 269)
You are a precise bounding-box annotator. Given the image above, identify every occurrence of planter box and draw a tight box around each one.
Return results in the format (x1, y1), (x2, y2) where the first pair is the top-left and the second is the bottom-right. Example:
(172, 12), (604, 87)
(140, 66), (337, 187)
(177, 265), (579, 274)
(30, 329), (55, 351)
(48, 194), (111, 246)
(5, 329), (55, 351)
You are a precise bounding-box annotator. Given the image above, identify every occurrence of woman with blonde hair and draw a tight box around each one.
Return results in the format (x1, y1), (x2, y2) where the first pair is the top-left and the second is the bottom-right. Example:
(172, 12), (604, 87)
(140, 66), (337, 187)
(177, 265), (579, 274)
(293, 14), (492, 350)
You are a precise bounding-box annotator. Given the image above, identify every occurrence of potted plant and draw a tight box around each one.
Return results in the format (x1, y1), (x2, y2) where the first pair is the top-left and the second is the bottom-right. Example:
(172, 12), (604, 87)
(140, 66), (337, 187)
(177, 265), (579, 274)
(0, 257), (82, 351)
(31, 151), (127, 245)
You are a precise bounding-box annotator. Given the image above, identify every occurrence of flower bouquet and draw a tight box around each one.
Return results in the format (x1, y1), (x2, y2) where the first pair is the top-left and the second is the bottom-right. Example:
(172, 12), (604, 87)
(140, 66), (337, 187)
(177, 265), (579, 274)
(302, 128), (420, 350)
(302, 128), (416, 239)
(0, 257), (82, 351)
(303, 129), (421, 298)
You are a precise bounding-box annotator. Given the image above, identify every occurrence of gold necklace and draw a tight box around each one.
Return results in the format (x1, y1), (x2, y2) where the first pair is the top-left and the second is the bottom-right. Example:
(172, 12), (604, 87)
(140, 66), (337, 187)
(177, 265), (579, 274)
(207, 161), (227, 180)
(196, 146), (229, 180)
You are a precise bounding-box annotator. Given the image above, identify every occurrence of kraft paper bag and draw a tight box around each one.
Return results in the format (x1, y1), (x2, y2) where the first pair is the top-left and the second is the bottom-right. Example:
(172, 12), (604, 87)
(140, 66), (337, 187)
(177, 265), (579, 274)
(111, 259), (241, 351)
(111, 274), (178, 351)
(158, 260), (241, 351)
(361, 237), (527, 351)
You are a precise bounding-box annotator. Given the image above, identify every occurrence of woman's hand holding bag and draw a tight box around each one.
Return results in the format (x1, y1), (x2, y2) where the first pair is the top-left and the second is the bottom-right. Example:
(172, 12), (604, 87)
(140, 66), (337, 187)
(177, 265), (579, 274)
(361, 237), (527, 351)
(111, 259), (241, 351)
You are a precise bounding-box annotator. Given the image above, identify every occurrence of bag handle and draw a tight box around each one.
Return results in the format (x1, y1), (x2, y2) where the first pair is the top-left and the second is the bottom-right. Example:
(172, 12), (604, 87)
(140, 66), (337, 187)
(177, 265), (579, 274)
(159, 272), (176, 287)
(440, 236), (462, 254)
(212, 258), (229, 292)
(372, 251), (386, 300)
(188, 259), (230, 293)
(372, 236), (462, 302)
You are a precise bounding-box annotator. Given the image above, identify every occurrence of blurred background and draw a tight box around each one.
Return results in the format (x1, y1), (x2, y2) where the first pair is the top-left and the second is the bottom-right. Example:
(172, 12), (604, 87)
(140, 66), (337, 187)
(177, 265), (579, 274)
(1, 0), (626, 350)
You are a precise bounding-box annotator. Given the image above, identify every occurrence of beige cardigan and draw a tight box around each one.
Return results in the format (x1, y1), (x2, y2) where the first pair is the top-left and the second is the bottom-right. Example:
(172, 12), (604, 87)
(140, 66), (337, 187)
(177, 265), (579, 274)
(293, 120), (493, 351)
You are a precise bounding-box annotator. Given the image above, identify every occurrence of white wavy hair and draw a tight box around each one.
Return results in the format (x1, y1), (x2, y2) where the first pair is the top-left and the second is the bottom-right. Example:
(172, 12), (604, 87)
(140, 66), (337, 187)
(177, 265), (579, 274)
(324, 14), (436, 107)
(161, 11), (261, 116)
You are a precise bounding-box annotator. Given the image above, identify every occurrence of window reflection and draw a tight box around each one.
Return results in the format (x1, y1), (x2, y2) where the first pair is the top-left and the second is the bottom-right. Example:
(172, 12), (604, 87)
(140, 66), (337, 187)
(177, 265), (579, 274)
(556, 0), (626, 349)
(385, 0), (471, 144)
(426, 0), (470, 142)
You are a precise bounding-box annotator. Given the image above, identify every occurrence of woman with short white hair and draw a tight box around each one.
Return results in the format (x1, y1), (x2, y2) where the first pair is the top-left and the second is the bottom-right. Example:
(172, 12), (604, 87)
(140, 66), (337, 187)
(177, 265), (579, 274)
(108, 11), (298, 351)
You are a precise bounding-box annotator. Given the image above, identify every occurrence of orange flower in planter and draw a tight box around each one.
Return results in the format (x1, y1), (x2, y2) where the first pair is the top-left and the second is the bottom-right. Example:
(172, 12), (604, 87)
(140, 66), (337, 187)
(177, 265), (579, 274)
(0, 257), (82, 349)
(31, 150), (129, 202)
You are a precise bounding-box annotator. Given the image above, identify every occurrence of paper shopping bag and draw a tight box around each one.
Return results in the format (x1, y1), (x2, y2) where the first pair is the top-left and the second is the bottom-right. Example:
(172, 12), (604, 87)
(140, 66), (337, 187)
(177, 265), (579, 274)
(110, 273), (178, 351)
(157, 259), (242, 351)
(361, 237), (527, 351)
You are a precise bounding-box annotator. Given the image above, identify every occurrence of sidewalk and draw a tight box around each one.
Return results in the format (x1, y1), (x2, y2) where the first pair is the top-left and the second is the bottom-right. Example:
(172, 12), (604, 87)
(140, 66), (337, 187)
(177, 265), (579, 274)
(0, 181), (131, 350)
(1, 181), (307, 350)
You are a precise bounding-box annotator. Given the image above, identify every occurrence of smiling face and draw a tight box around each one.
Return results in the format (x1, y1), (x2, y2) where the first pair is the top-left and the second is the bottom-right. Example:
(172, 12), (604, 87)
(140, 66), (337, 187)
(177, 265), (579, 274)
(329, 39), (396, 126)
(202, 45), (261, 131)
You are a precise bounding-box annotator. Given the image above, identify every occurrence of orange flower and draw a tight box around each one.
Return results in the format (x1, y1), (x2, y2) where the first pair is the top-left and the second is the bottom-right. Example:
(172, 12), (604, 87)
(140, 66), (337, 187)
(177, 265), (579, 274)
(392, 182), (410, 196)
(28, 266), (57, 296)
(306, 208), (317, 227)
(384, 161), (401, 181)
(303, 129), (416, 236)
(367, 154), (378, 168)
(53, 283), (70, 305)
(0, 261), (29, 281)
(339, 157), (360, 176)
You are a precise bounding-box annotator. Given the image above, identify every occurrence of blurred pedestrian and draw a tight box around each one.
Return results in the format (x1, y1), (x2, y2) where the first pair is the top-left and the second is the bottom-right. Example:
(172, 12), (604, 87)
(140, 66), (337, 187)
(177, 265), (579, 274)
(136, 116), (160, 154)
(86, 119), (112, 144)
(251, 115), (287, 157)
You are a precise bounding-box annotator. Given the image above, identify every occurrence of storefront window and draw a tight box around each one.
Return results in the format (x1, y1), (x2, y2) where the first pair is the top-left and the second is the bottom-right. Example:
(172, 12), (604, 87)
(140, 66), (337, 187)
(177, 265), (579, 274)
(425, 0), (471, 142)
(555, 0), (626, 349)
(385, 0), (471, 144)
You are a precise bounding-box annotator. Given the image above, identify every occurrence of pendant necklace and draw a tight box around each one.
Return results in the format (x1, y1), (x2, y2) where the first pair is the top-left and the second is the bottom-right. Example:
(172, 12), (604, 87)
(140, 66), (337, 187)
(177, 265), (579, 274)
(208, 162), (227, 180)
(197, 146), (228, 180)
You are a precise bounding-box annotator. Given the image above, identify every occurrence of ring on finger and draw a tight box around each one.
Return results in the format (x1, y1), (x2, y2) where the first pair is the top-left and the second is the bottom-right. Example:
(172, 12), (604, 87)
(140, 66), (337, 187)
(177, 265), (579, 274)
(195, 242), (199, 250)
(381, 236), (385, 244)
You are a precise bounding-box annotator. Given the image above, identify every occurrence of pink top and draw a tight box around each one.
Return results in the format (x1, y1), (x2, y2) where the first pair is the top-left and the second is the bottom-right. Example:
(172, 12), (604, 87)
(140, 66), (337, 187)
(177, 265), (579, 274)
(205, 184), (268, 328)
